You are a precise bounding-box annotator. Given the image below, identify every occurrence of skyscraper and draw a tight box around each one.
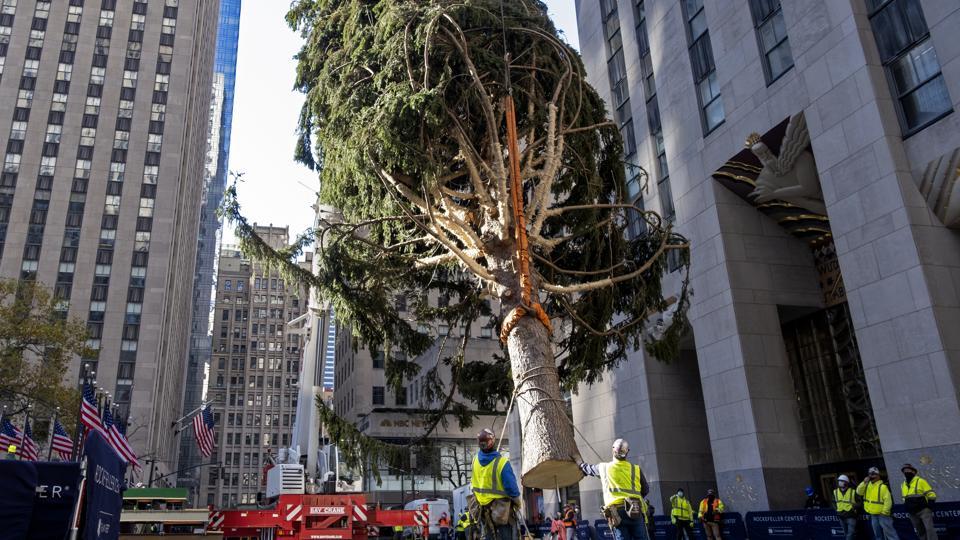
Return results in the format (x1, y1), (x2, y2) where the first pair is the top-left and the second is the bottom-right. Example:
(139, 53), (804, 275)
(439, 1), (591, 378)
(198, 226), (310, 508)
(178, 0), (242, 497)
(0, 0), (219, 480)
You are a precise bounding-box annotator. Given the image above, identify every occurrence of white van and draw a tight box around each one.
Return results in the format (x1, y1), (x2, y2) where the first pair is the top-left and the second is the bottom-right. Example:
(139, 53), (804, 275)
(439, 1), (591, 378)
(405, 498), (452, 539)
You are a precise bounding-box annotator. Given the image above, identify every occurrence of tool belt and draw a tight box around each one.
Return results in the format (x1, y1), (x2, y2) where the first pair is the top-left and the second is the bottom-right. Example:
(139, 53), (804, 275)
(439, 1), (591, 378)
(603, 504), (623, 528)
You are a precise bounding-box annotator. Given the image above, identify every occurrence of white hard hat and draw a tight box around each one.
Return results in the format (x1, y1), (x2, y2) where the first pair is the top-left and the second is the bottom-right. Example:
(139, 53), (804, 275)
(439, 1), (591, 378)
(612, 438), (629, 459)
(838, 475), (850, 483)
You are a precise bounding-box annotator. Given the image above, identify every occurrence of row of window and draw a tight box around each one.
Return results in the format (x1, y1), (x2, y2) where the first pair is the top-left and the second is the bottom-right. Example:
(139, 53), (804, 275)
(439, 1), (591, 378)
(215, 356), (295, 371)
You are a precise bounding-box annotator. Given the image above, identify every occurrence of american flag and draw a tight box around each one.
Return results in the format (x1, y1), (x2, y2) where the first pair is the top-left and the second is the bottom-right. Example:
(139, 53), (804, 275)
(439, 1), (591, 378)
(193, 405), (216, 457)
(104, 409), (140, 471)
(20, 420), (39, 461)
(0, 418), (21, 449)
(51, 419), (74, 460)
(80, 384), (105, 437)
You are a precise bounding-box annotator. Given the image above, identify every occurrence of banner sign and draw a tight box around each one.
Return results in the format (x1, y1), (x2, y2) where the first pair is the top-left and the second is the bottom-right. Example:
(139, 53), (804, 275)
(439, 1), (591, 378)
(746, 503), (960, 540)
(30, 462), (82, 540)
(83, 431), (126, 540)
(0, 461), (38, 540)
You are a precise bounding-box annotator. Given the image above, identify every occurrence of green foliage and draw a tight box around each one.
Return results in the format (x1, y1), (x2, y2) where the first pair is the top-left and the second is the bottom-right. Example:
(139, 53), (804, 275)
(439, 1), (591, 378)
(0, 279), (91, 437)
(223, 0), (692, 474)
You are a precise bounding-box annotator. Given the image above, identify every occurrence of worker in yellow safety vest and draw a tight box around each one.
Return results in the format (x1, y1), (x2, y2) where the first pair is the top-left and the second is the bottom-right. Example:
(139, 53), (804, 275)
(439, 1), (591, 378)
(669, 489), (694, 540)
(833, 475), (857, 540)
(856, 467), (900, 540)
(470, 428), (520, 540)
(901, 464), (937, 540)
(456, 511), (469, 540)
(577, 438), (650, 540)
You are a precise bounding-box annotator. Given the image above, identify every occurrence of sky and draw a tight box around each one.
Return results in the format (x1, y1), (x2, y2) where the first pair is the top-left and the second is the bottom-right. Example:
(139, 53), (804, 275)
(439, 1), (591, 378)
(224, 1), (579, 245)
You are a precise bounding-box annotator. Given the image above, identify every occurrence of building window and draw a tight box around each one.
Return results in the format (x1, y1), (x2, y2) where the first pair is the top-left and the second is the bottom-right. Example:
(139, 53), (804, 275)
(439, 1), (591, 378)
(866, 0), (952, 134)
(395, 387), (407, 406)
(682, 0), (725, 133)
(372, 386), (385, 405)
(372, 351), (384, 369)
(749, 0), (794, 83)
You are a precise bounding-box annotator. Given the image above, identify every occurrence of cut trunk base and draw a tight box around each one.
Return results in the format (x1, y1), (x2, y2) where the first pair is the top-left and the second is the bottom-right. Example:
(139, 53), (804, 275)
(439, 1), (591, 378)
(506, 316), (583, 488)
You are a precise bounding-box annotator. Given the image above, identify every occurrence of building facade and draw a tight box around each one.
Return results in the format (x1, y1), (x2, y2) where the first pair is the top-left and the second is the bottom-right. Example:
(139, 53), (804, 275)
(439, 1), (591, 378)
(572, 0), (960, 516)
(0, 0), (218, 476)
(332, 294), (506, 506)
(178, 0), (242, 498)
(198, 225), (310, 508)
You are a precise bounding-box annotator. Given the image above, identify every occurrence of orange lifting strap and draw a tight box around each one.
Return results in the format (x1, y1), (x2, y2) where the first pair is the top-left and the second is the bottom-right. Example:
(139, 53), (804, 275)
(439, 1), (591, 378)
(500, 94), (553, 343)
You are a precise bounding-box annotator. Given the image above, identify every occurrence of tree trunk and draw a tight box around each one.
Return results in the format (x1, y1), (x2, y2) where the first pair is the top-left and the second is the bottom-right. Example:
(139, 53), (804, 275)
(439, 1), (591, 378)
(506, 316), (583, 489)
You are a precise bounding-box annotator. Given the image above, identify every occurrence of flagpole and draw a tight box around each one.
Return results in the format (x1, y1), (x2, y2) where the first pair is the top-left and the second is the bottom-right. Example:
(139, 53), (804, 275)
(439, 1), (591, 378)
(172, 400), (208, 432)
(47, 407), (60, 461)
(19, 404), (31, 460)
(71, 363), (94, 461)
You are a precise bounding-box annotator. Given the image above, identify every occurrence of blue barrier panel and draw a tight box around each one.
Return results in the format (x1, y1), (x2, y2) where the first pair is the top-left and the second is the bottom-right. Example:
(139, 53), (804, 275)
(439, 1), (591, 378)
(577, 521), (592, 540)
(534, 523), (551, 539)
(746, 504), (960, 540)
(0, 461), (37, 540)
(745, 510), (810, 539)
(720, 512), (748, 540)
(30, 462), (82, 540)
(594, 520), (615, 540)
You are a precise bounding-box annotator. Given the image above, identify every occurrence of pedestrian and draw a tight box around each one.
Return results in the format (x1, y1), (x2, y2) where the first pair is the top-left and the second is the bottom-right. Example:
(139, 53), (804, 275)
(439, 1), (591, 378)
(698, 489), (724, 540)
(833, 475), (857, 540)
(644, 499), (655, 539)
(856, 467), (899, 540)
(440, 512), (451, 540)
(901, 464), (937, 540)
(562, 505), (577, 540)
(669, 488), (694, 540)
(804, 486), (824, 509)
(550, 512), (566, 540)
(577, 438), (650, 540)
(470, 429), (521, 540)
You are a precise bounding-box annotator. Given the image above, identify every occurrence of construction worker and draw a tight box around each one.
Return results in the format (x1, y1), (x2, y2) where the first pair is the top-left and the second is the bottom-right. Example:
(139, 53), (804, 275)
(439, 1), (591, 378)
(804, 486), (824, 509)
(833, 475), (857, 540)
(562, 504), (577, 540)
(456, 511), (469, 540)
(698, 489), (724, 540)
(901, 464), (937, 540)
(669, 488), (694, 540)
(471, 428), (520, 540)
(394, 524), (405, 540)
(856, 467), (899, 540)
(439, 512), (451, 540)
(577, 438), (650, 540)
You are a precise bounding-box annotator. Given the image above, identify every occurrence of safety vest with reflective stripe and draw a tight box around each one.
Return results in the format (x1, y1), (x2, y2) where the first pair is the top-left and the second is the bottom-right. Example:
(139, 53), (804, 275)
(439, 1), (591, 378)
(833, 487), (856, 514)
(472, 455), (509, 506)
(901, 476), (936, 502)
(598, 460), (644, 508)
(856, 480), (892, 516)
(670, 495), (693, 521)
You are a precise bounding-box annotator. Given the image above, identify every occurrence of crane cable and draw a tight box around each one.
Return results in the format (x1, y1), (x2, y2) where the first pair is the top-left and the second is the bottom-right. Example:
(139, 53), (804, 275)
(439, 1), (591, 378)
(498, 9), (552, 343)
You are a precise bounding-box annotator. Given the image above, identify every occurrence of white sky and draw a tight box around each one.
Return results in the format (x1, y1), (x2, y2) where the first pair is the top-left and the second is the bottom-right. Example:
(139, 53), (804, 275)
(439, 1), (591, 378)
(224, 1), (579, 244)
